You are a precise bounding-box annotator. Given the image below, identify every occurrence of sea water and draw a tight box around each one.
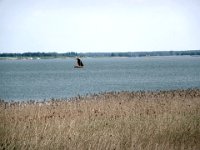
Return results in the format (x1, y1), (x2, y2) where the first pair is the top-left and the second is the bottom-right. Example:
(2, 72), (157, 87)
(0, 56), (200, 101)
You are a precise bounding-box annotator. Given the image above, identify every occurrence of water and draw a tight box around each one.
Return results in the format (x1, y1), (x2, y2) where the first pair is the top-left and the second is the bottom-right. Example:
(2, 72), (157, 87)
(0, 56), (200, 101)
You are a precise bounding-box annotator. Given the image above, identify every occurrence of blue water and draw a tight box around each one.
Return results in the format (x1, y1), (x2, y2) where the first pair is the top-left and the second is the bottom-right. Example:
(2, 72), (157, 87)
(0, 56), (200, 101)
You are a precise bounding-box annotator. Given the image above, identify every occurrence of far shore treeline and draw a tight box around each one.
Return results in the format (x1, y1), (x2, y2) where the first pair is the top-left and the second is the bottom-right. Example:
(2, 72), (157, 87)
(0, 50), (200, 58)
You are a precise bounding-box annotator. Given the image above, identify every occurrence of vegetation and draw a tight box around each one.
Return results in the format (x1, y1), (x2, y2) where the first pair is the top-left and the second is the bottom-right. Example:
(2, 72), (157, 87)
(1, 89), (200, 149)
(0, 52), (78, 59)
(0, 50), (200, 59)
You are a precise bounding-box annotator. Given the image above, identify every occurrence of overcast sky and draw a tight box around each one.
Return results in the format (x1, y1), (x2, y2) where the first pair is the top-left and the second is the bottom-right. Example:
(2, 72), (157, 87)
(0, 0), (200, 53)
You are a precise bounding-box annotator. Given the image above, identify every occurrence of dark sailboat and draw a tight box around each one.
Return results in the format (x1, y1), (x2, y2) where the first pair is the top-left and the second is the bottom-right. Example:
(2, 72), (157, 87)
(74, 57), (84, 68)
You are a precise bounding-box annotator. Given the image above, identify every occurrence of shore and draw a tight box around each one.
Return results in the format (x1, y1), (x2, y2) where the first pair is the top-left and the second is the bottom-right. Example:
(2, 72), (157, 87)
(1, 89), (200, 149)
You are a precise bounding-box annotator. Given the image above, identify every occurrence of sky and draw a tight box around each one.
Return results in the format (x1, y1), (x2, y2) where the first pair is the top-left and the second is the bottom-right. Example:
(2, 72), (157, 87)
(0, 0), (200, 53)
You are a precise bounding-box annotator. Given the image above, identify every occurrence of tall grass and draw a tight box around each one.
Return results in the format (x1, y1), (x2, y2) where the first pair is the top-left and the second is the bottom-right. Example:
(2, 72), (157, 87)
(1, 89), (200, 150)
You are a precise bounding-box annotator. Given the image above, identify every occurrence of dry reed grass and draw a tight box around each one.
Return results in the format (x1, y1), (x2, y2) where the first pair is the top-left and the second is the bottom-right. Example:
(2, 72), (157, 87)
(0, 89), (200, 150)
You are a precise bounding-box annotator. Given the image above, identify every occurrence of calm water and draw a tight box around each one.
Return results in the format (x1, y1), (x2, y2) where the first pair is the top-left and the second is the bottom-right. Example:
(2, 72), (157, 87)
(0, 56), (200, 101)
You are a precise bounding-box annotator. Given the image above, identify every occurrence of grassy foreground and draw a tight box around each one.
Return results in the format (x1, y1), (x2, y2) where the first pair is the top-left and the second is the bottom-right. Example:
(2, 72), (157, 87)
(1, 89), (200, 150)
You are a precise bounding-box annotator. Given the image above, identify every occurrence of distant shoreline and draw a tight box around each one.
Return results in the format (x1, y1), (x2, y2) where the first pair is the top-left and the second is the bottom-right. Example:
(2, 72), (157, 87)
(0, 54), (199, 61)
(0, 50), (200, 60)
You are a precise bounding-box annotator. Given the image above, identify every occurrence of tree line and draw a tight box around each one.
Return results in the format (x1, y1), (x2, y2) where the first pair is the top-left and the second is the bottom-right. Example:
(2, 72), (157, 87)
(0, 52), (78, 58)
(0, 50), (200, 58)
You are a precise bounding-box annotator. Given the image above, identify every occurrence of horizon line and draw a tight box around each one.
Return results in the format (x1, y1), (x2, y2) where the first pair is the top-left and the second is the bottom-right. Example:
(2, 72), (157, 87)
(1, 49), (200, 54)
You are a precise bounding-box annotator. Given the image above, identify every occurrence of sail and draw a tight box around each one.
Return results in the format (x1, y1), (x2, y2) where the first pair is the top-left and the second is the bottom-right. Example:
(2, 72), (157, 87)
(79, 59), (84, 66)
(76, 58), (84, 67)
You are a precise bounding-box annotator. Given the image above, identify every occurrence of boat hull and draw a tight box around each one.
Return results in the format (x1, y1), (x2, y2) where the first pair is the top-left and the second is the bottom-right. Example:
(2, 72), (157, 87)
(74, 66), (83, 68)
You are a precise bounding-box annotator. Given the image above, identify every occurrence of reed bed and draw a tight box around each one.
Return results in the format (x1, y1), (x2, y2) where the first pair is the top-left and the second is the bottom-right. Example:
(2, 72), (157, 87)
(1, 89), (200, 150)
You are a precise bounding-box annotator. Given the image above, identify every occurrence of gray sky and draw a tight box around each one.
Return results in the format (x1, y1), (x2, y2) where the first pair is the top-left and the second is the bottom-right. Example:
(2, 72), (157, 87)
(0, 0), (200, 53)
